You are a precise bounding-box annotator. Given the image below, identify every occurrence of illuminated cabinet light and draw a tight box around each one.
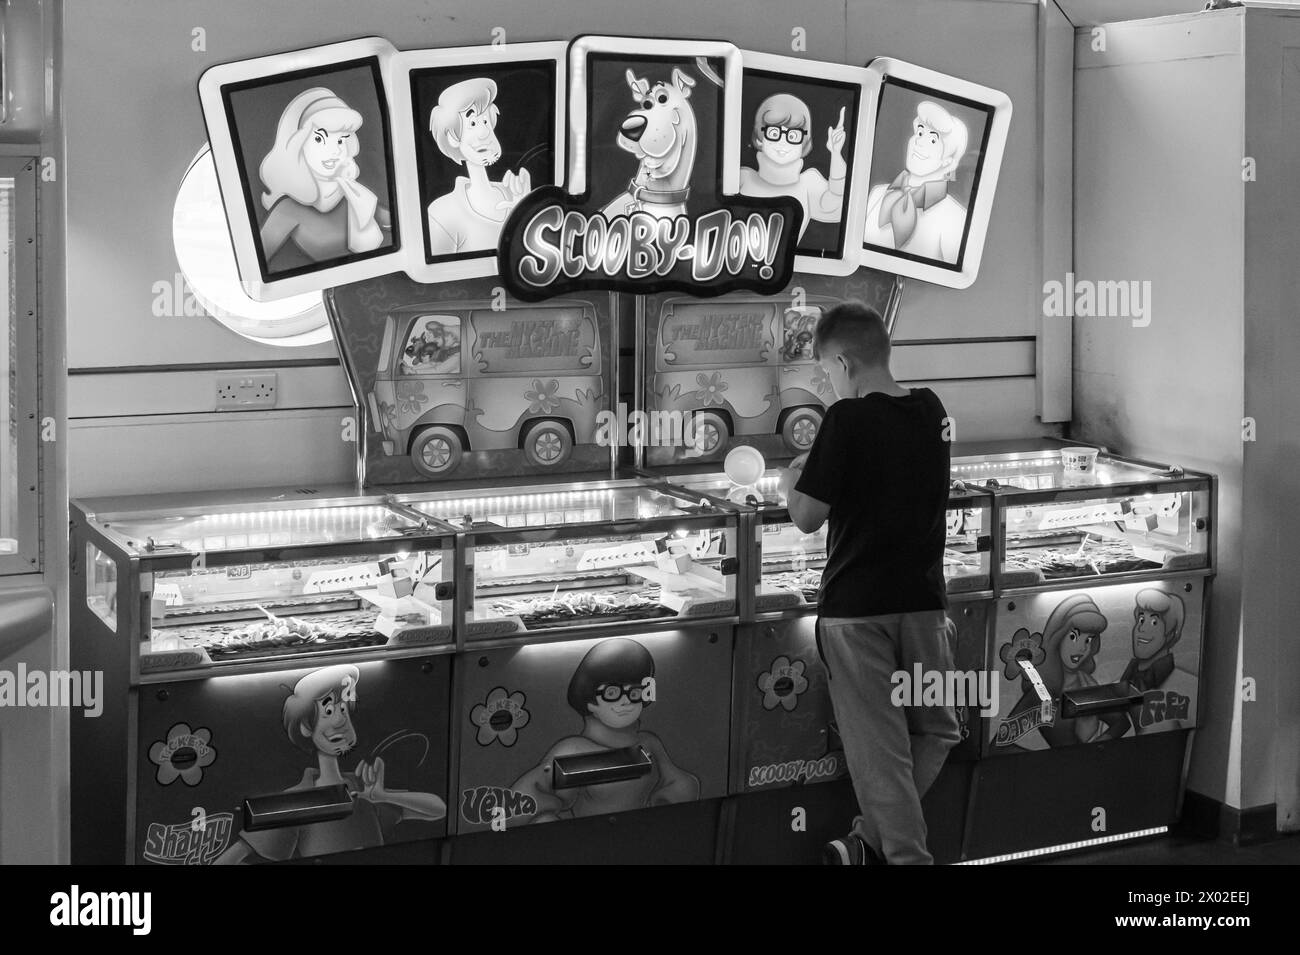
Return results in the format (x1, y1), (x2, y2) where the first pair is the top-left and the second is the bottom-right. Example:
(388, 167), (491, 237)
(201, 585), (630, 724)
(173, 145), (329, 346)
(956, 827), (1168, 865)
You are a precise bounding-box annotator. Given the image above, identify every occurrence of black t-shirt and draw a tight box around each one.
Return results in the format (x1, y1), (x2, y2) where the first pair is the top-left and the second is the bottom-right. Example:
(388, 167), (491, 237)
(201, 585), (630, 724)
(795, 388), (950, 617)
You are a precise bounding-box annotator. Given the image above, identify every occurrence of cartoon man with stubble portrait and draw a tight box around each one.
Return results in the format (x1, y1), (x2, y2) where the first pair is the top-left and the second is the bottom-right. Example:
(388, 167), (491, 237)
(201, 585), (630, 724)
(215, 664), (445, 863)
(425, 77), (532, 255)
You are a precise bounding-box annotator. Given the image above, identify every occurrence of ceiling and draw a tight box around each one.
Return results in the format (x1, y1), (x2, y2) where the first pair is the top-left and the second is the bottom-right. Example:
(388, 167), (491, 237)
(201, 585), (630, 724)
(1053, 0), (1237, 25)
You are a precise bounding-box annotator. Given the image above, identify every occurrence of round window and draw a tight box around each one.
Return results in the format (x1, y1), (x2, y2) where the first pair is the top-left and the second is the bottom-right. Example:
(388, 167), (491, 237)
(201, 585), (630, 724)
(172, 145), (331, 346)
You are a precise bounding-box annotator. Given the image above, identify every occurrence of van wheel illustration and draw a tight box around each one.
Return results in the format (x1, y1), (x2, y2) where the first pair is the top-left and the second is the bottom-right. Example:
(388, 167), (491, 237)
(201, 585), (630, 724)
(411, 426), (465, 477)
(523, 420), (573, 467)
(781, 408), (823, 453)
(690, 411), (730, 456)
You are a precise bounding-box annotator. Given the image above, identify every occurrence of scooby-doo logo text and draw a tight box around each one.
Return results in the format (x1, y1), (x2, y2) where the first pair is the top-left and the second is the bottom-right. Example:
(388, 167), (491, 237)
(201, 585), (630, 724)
(512, 205), (792, 289)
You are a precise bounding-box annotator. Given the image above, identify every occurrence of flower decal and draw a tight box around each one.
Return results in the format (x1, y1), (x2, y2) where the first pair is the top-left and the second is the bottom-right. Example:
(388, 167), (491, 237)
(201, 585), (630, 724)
(470, 687), (531, 747)
(693, 371), (729, 407)
(810, 364), (834, 399)
(998, 628), (1046, 680)
(377, 400), (398, 432)
(148, 722), (217, 787)
(524, 378), (561, 415)
(395, 379), (429, 417)
(757, 656), (809, 712)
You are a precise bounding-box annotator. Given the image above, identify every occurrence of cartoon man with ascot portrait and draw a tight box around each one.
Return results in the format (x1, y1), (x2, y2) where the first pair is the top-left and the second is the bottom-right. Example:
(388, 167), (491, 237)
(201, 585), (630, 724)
(864, 100), (969, 264)
(426, 77), (532, 255)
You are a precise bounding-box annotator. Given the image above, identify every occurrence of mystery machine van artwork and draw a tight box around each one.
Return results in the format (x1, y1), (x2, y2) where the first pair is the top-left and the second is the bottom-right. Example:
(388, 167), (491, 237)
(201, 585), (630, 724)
(371, 301), (604, 477)
(644, 294), (836, 466)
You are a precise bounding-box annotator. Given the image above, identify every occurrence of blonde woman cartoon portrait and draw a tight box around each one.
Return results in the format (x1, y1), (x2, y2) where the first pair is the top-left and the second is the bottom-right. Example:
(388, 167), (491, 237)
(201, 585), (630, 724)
(1003, 594), (1126, 748)
(739, 93), (846, 240)
(258, 87), (392, 269)
(864, 100), (969, 264)
(426, 77), (532, 256)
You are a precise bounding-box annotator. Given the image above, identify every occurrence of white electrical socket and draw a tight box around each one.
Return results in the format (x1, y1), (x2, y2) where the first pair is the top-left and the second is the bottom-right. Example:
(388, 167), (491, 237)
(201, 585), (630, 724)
(215, 372), (278, 410)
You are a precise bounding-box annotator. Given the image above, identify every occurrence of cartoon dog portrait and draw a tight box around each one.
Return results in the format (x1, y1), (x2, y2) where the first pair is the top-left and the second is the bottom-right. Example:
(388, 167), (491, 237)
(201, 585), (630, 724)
(601, 68), (699, 220)
(578, 44), (731, 224)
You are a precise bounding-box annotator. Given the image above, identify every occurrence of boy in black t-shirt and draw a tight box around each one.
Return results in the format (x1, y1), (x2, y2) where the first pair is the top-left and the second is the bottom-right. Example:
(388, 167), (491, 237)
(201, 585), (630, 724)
(779, 301), (959, 865)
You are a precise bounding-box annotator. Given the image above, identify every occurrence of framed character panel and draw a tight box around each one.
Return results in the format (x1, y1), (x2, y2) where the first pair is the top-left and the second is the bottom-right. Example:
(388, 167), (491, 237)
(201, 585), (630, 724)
(736, 52), (875, 277)
(497, 35), (801, 302)
(859, 58), (1012, 290)
(199, 37), (404, 301)
(390, 42), (566, 283)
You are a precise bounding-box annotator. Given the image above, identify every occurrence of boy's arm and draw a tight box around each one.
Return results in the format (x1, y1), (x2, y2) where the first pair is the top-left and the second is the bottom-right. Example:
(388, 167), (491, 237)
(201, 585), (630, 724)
(780, 458), (830, 533)
(779, 405), (844, 533)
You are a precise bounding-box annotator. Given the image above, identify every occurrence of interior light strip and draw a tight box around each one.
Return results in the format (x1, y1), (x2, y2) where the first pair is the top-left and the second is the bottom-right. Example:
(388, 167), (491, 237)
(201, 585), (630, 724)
(955, 826), (1168, 865)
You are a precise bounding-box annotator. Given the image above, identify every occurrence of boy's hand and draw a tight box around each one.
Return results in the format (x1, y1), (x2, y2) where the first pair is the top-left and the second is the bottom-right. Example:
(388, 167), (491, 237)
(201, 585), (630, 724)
(777, 466), (798, 502)
(778, 454), (808, 501)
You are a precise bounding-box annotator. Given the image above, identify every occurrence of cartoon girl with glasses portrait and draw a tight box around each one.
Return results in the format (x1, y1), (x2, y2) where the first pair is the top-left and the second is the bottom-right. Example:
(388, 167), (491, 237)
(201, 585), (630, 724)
(258, 87), (392, 269)
(739, 93), (846, 239)
(509, 638), (700, 823)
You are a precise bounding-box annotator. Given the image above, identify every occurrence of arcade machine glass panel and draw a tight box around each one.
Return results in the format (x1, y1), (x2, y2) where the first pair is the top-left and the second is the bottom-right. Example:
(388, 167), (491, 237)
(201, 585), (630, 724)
(950, 449), (1211, 588)
(391, 479), (740, 639)
(77, 498), (458, 674)
(663, 468), (993, 611)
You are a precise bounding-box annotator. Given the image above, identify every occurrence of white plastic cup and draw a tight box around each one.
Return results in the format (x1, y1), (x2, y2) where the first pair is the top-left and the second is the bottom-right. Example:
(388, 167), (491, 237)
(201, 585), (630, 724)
(1061, 446), (1099, 474)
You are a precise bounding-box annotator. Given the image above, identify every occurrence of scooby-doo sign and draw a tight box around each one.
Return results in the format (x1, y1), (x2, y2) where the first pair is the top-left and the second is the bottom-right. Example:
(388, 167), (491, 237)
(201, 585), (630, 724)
(498, 37), (802, 301)
(199, 34), (1007, 300)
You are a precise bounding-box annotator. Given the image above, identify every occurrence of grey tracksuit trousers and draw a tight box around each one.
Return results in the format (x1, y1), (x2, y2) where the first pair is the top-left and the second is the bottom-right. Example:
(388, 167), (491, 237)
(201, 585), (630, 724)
(819, 611), (962, 865)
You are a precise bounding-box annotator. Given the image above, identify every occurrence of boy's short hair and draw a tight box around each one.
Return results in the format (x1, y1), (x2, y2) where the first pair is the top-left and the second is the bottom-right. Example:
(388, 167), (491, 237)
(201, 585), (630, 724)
(813, 301), (891, 369)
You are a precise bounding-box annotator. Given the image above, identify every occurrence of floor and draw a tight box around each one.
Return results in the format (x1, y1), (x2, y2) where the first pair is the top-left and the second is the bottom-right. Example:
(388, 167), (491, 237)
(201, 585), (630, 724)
(1035, 832), (1300, 864)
